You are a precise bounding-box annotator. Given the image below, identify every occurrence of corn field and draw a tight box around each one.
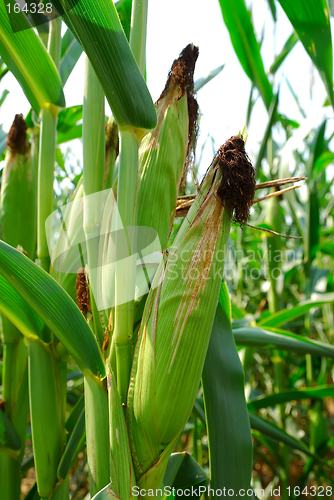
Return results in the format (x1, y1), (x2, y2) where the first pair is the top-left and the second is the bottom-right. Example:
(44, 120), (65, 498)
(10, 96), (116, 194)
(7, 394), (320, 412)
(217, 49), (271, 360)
(0, 1), (334, 499)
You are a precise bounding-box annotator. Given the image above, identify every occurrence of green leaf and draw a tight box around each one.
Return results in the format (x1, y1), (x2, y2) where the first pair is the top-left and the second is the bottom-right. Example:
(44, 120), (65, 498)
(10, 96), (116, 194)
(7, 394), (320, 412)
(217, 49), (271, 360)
(266, 0), (277, 22)
(254, 91), (279, 172)
(194, 64), (225, 92)
(0, 273), (45, 341)
(277, 0), (334, 108)
(164, 452), (208, 493)
(329, 0), (334, 16)
(115, 0), (132, 40)
(270, 32), (298, 74)
(57, 408), (85, 479)
(249, 412), (317, 458)
(65, 394), (84, 434)
(23, 483), (40, 500)
(258, 293), (334, 327)
(320, 242), (334, 257)
(57, 105), (83, 143)
(60, 29), (83, 86)
(233, 327), (334, 358)
(0, 240), (105, 378)
(314, 151), (334, 176)
(218, 0), (273, 109)
(51, 0), (156, 131)
(248, 385), (334, 412)
(202, 283), (253, 491)
(0, 409), (21, 450)
(0, 1), (65, 112)
(306, 121), (326, 263)
(0, 89), (9, 107)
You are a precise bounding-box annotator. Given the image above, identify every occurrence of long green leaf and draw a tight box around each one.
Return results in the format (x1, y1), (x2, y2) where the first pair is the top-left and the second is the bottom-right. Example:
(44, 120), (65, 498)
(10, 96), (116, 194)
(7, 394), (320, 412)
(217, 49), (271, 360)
(277, 0), (333, 107)
(270, 32), (298, 74)
(258, 293), (334, 327)
(233, 327), (334, 357)
(0, 273), (44, 341)
(249, 413), (317, 458)
(202, 283), (253, 491)
(254, 92), (279, 172)
(163, 452), (208, 492)
(248, 385), (334, 411)
(218, 0), (273, 109)
(57, 408), (85, 479)
(0, 240), (105, 377)
(306, 120), (326, 263)
(0, 1), (65, 112)
(60, 29), (83, 86)
(194, 64), (225, 92)
(51, 0), (156, 131)
(0, 409), (21, 450)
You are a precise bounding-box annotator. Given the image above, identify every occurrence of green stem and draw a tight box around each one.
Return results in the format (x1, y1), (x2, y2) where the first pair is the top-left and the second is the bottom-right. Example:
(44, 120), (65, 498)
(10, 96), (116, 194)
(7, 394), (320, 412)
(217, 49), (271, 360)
(130, 0), (148, 76)
(37, 19), (61, 272)
(28, 340), (63, 499)
(114, 129), (139, 403)
(0, 451), (21, 500)
(82, 56), (106, 346)
(84, 374), (110, 496)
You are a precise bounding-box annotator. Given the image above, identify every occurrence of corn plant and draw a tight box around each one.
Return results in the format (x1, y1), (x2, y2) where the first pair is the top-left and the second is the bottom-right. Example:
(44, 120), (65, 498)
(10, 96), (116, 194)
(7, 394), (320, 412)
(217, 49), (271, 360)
(0, 1), (334, 499)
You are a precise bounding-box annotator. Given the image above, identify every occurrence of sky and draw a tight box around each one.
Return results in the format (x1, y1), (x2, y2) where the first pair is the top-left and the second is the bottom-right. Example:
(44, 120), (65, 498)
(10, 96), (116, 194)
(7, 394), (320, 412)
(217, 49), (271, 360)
(0, 0), (332, 178)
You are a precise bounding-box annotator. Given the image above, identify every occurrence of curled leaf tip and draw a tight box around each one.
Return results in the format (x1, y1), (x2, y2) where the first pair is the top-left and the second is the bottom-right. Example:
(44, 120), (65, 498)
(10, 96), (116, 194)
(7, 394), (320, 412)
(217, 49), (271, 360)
(217, 135), (256, 226)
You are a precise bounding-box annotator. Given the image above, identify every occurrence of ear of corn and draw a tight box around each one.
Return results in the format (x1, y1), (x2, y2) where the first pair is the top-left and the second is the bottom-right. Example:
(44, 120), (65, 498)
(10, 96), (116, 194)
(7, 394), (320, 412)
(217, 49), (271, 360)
(127, 137), (255, 482)
(0, 114), (36, 259)
(0, 113), (37, 498)
(136, 44), (199, 251)
(104, 117), (119, 190)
